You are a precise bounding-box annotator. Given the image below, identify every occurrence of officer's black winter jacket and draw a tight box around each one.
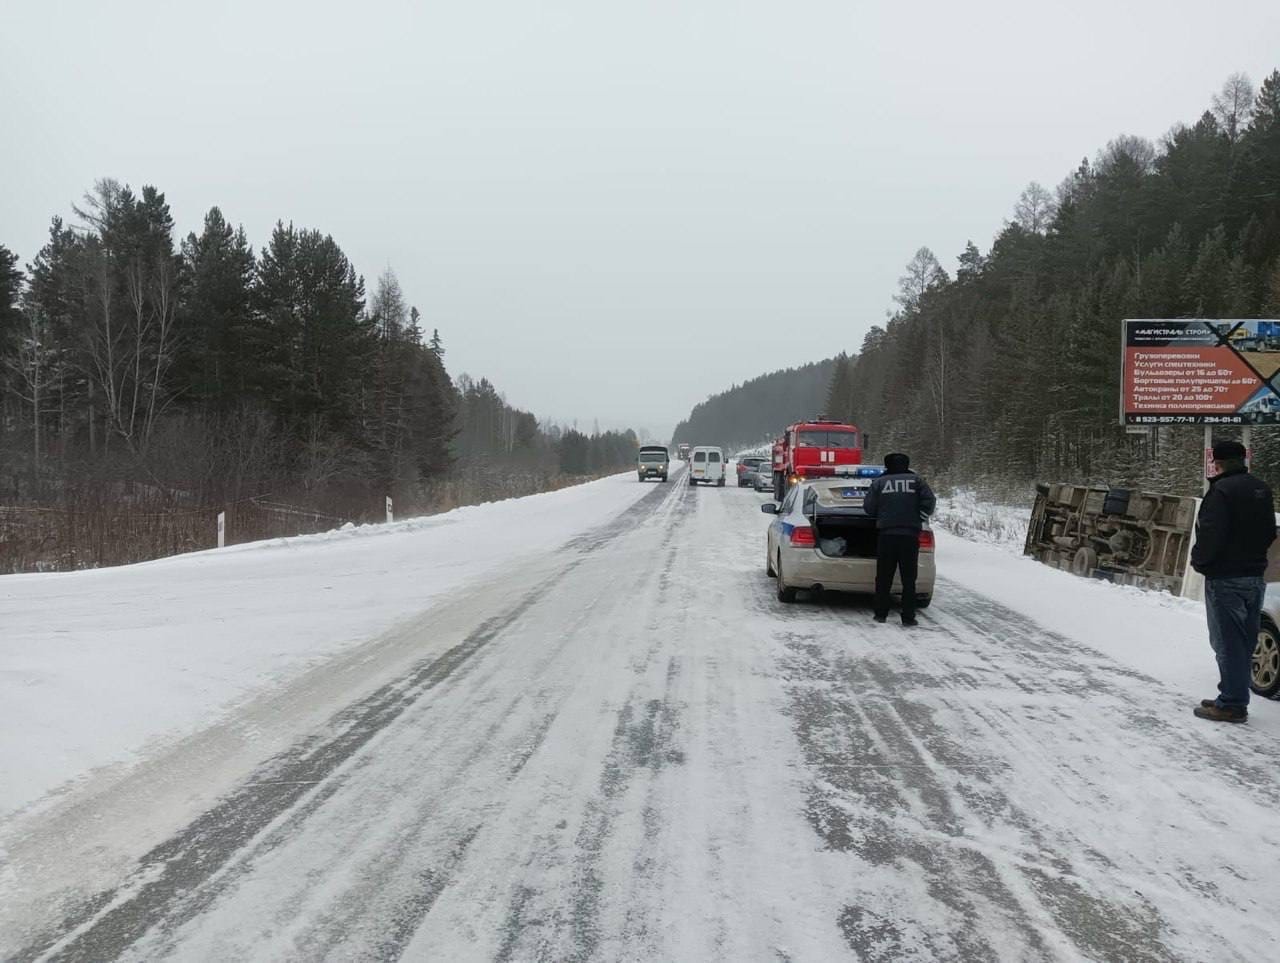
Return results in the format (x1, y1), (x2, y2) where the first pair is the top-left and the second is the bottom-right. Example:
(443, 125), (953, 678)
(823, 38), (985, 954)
(1190, 467), (1276, 578)
(862, 470), (937, 536)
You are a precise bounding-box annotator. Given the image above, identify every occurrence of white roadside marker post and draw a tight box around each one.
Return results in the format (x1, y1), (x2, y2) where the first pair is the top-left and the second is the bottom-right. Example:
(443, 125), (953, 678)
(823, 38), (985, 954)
(386, 496), (393, 524)
(217, 511), (226, 549)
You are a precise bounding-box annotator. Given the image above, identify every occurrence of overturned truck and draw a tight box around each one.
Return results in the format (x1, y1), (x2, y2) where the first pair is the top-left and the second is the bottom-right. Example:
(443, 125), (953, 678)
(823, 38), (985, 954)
(1024, 483), (1198, 595)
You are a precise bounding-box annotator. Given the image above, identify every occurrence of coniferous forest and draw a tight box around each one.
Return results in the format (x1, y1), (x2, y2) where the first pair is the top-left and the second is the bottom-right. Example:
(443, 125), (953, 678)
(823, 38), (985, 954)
(0, 182), (638, 569)
(670, 359), (838, 452)
(824, 70), (1280, 497)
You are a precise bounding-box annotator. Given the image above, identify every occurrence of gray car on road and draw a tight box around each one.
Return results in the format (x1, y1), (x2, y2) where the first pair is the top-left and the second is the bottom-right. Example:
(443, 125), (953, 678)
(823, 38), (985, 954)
(736, 455), (769, 488)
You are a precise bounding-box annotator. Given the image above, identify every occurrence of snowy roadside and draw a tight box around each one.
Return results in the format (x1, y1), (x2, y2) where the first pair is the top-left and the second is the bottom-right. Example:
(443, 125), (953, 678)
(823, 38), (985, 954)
(933, 491), (1280, 734)
(931, 488), (1031, 551)
(0, 470), (660, 817)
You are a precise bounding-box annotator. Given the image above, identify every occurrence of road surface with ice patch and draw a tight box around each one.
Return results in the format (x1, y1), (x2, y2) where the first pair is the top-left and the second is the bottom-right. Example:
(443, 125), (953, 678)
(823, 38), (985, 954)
(7, 469), (1280, 961)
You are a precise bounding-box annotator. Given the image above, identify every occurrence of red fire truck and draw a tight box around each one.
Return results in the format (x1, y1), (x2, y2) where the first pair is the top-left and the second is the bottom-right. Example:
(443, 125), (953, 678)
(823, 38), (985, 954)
(771, 418), (865, 499)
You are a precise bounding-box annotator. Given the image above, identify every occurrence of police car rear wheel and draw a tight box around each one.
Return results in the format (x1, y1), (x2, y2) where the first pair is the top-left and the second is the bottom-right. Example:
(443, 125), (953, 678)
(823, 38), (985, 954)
(776, 555), (797, 603)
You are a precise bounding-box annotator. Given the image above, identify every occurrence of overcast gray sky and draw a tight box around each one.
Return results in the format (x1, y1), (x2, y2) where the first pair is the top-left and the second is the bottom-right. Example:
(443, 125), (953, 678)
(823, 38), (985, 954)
(3, 1), (1278, 438)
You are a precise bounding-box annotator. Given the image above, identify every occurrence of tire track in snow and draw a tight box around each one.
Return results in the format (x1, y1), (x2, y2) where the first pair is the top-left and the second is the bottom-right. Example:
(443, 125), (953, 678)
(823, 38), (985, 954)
(564, 684), (688, 961)
(767, 570), (1280, 961)
(935, 579), (1280, 801)
(143, 557), (628, 962)
(15, 476), (687, 963)
(136, 475), (695, 962)
(779, 633), (1060, 961)
(487, 484), (694, 961)
(25, 588), (553, 963)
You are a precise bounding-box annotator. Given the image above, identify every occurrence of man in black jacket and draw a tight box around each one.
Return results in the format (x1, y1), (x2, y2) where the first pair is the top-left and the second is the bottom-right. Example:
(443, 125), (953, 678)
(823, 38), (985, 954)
(863, 452), (936, 626)
(1191, 439), (1276, 723)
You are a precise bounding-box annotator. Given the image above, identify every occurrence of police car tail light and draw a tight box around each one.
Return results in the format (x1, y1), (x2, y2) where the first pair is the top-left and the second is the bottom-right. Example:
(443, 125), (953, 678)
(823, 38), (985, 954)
(789, 526), (816, 547)
(918, 530), (935, 552)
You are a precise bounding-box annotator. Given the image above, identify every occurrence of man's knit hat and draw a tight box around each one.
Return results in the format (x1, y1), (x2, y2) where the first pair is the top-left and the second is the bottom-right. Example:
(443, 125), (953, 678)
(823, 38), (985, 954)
(1212, 439), (1246, 462)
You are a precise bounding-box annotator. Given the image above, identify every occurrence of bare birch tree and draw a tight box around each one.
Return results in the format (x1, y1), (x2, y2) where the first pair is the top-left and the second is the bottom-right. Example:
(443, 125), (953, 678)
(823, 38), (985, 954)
(1013, 181), (1056, 234)
(1212, 72), (1254, 143)
(3, 306), (56, 485)
(895, 247), (948, 313)
(76, 181), (181, 454)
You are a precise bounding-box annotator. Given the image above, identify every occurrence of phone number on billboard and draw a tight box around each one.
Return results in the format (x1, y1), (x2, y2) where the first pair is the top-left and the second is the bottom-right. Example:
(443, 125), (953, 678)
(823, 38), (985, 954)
(1127, 415), (1245, 425)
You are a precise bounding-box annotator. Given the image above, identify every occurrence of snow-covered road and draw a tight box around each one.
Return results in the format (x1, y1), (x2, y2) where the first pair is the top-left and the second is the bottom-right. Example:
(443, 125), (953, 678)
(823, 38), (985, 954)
(6, 471), (1280, 960)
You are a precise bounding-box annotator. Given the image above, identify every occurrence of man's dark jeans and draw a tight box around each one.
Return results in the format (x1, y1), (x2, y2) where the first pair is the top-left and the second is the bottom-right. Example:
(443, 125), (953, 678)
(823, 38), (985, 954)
(875, 533), (919, 622)
(1205, 575), (1266, 708)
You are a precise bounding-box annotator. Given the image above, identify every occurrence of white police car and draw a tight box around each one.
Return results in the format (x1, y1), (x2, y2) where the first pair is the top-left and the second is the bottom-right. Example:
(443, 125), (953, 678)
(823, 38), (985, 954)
(761, 467), (936, 604)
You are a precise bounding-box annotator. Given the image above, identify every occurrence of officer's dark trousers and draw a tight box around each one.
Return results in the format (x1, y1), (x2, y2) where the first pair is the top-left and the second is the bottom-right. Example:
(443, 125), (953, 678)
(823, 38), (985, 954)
(875, 533), (919, 621)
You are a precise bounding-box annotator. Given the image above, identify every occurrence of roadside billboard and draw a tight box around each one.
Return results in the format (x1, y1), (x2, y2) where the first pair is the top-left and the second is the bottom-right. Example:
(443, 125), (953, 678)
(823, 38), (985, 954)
(1121, 319), (1280, 426)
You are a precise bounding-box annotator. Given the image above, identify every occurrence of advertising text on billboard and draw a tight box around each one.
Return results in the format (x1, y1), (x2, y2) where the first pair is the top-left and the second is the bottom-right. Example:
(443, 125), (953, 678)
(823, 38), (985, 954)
(1121, 319), (1280, 426)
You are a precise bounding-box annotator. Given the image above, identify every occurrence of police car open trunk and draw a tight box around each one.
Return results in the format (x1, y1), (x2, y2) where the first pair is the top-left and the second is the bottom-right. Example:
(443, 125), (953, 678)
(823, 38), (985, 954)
(805, 478), (880, 558)
(813, 515), (877, 558)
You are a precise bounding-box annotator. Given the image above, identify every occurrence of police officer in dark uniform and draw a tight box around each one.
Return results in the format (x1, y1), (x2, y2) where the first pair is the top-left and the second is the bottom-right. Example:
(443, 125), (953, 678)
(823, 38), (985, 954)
(862, 452), (936, 626)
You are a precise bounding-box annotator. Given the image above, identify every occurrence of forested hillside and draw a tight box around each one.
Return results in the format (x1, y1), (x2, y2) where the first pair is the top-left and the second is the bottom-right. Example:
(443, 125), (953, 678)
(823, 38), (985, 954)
(0, 181), (638, 569)
(825, 70), (1280, 497)
(670, 358), (839, 451)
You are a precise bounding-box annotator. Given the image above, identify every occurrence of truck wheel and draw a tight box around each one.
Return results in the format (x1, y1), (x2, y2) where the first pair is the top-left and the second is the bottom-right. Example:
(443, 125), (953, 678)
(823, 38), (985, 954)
(688, 477), (696, 487)
(717, 478), (725, 487)
(916, 594), (932, 609)
(776, 556), (797, 603)
(1071, 547), (1098, 577)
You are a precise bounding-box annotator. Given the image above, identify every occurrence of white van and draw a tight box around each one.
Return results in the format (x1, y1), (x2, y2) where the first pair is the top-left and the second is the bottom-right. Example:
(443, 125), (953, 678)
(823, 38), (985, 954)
(688, 446), (726, 487)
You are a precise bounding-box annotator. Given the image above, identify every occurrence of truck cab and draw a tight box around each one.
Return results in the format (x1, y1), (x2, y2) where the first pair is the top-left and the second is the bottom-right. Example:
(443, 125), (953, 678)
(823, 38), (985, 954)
(772, 419), (864, 499)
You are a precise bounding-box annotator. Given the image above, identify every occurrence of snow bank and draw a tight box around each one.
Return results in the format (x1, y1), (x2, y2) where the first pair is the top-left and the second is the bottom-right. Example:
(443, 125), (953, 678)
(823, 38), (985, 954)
(934, 494), (1280, 735)
(0, 472), (655, 816)
(932, 488), (1030, 550)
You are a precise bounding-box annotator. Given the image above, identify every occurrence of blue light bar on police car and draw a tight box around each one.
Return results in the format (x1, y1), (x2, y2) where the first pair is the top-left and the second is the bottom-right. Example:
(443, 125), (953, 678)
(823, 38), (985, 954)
(832, 465), (885, 477)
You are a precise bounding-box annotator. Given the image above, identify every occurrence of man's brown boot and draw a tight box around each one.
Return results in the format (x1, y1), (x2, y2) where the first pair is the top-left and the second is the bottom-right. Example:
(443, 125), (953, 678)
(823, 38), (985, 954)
(1193, 703), (1247, 723)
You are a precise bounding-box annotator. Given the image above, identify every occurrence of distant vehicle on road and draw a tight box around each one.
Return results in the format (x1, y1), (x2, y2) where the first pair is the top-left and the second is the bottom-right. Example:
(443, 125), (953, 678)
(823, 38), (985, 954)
(637, 445), (670, 483)
(676, 443), (691, 461)
(688, 447), (726, 487)
(761, 470), (934, 606)
(736, 456), (769, 488)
